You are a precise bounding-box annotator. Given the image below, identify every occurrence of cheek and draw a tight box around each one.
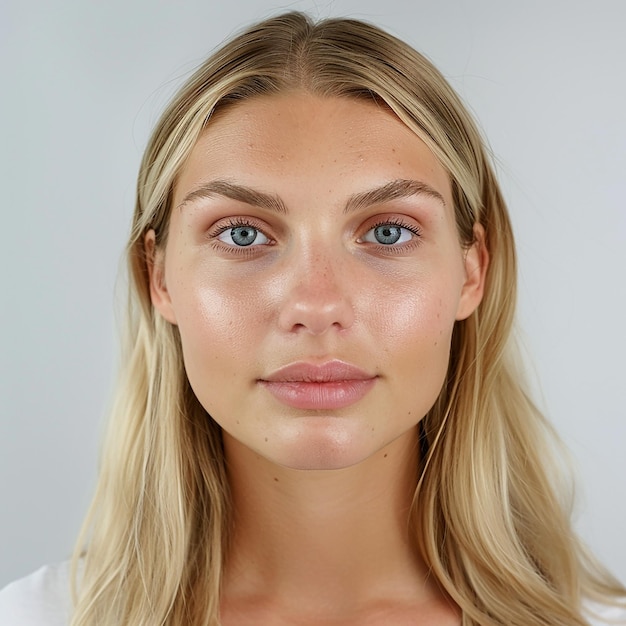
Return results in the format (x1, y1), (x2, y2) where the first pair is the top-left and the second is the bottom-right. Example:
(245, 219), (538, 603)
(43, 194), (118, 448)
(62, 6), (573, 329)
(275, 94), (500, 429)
(374, 277), (459, 412)
(171, 257), (267, 333)
(166, 265), (268, 403)
(374, 276), (459, 351)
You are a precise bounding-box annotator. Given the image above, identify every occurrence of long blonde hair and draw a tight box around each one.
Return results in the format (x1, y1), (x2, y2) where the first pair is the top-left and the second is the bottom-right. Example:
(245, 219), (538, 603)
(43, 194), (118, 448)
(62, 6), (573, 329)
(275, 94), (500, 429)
(71, 12), (625, 625)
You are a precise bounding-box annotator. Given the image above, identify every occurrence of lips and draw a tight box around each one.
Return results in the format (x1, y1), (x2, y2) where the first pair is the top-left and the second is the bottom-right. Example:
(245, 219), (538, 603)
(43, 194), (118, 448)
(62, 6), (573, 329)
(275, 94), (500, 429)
(258, 360), (377, 410)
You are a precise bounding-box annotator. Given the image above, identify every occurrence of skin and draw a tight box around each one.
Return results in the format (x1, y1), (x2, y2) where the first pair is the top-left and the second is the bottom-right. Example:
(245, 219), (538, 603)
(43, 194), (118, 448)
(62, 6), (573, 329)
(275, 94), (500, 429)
(147, 92), (487, 625)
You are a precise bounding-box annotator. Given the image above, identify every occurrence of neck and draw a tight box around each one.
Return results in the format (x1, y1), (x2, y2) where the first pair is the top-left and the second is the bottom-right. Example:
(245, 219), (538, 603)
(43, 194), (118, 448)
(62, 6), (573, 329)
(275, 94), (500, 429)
(222, 428), (442, 617)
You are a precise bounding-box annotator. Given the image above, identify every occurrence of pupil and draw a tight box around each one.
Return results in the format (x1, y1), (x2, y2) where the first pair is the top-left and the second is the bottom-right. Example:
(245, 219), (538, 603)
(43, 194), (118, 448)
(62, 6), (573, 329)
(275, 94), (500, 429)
(232, 226), (257, 246)
(375, 225), (402, 245)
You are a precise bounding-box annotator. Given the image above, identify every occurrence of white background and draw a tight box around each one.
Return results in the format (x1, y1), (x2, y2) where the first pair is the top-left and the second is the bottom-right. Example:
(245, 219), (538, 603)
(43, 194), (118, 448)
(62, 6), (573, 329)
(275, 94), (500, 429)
(1, 0), (624, 588)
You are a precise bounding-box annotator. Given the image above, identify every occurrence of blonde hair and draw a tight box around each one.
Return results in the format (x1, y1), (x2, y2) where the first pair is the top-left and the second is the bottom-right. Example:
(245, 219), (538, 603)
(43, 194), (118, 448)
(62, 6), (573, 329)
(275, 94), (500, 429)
(71, 12), (625, 625)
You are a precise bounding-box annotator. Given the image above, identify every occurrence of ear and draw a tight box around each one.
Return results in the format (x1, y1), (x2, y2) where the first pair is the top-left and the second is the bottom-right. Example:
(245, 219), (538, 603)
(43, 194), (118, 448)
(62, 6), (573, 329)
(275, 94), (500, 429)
(455, 223), (489, 321)
(145, 230), (178, 325)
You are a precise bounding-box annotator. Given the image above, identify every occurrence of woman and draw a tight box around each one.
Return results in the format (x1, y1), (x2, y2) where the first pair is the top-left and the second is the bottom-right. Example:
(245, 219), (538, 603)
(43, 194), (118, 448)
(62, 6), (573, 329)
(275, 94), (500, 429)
(1, 11), (625, 626)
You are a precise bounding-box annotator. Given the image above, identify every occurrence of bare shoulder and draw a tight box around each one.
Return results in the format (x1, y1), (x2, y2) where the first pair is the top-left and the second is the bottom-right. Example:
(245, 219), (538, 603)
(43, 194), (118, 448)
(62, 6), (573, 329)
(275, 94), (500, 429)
(0, 562), (71, 626)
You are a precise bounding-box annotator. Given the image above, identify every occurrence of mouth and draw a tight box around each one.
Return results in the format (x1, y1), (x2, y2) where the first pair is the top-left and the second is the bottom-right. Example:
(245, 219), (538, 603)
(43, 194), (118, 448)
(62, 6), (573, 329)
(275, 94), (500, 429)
(258, 360), (377, 410)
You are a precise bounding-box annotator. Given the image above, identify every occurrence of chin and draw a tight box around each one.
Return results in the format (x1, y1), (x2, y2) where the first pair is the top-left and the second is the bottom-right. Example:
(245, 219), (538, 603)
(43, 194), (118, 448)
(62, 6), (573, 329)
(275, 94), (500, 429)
(269, 416), (380, 471)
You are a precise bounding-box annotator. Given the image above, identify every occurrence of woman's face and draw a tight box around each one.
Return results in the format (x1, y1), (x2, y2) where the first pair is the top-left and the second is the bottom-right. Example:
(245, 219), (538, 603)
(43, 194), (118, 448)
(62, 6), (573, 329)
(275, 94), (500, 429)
(149, 92), (486, 470)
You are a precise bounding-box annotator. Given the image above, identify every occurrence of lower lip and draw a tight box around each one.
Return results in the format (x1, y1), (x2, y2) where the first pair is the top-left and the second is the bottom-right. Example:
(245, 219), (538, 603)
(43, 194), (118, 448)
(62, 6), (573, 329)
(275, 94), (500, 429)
(259, 379), (376, 410)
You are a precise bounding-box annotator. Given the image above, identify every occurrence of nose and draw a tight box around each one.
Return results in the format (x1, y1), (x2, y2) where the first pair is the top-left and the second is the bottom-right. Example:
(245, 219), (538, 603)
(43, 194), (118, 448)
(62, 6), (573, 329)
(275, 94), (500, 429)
(277, 252), (355, 335)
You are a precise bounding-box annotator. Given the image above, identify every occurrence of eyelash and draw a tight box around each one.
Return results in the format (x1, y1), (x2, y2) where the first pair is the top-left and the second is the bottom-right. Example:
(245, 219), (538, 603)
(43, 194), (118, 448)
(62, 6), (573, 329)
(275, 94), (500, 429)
(363, 218), (423, 252)
(207, 217), (423, 254)
(208, 218), (274, 256)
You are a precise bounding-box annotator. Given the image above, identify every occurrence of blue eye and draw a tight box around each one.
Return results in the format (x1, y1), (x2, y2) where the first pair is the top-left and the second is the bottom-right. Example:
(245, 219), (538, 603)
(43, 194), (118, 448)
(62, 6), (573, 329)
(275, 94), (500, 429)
(361, 223), (416, 245)
(218, 225), (270, 247)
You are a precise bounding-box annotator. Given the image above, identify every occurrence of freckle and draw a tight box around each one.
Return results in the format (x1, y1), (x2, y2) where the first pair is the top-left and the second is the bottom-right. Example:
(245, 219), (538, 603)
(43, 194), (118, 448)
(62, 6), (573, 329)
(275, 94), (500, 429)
(264, 437), (268, 442)
(273, 477), (279, 482)
(371, 427), (375, 432)
(384, 453), (388, 458)
(236, 420), (240, 424)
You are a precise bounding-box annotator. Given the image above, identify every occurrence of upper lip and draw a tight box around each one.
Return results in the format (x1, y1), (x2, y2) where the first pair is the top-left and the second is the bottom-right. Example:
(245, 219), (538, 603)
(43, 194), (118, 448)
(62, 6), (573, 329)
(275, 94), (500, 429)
(260, 360), (375, 383)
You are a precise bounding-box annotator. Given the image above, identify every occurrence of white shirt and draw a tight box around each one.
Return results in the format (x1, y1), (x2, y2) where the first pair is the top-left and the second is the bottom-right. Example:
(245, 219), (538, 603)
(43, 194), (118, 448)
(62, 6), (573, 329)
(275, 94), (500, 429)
(0, 563), (71, 626)
(1, 562), (625, 625)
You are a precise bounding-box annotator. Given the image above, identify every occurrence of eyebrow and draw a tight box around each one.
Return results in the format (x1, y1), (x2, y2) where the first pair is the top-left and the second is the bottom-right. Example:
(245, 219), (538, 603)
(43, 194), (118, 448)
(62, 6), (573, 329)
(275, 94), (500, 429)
(178, 178), (445, 214)
(344, 179), (445, 213)
(179, 179), (288, 214)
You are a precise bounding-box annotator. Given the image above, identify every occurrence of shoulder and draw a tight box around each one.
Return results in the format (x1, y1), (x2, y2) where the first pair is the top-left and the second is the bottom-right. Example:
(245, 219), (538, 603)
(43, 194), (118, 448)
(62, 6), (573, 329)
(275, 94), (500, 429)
(0, 562), (72, 626)
(585, 599), (626, 625)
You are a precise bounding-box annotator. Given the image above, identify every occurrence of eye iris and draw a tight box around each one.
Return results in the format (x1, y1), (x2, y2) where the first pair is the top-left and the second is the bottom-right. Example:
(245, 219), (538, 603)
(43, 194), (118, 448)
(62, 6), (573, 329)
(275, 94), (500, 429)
(231, 226), (257, 246)
(374, 225), (402, 245)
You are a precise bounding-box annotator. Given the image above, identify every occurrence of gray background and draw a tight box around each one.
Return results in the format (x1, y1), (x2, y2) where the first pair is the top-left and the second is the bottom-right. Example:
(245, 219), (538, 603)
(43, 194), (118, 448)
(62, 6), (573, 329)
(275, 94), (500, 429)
(1, 0), (625, 588)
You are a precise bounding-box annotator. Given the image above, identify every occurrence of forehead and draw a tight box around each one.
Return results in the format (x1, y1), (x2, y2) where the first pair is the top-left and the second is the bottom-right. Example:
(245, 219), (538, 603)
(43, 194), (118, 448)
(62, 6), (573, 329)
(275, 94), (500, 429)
(174, 92), (452, 206)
